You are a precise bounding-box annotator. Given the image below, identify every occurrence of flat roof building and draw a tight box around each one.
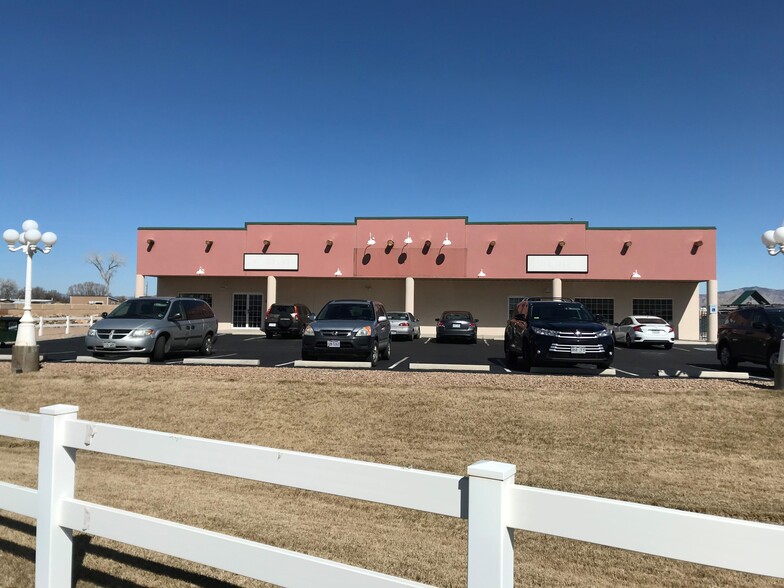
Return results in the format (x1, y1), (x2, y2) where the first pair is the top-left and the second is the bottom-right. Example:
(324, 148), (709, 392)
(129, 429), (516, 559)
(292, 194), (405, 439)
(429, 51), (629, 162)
(136, 217), (719, 341)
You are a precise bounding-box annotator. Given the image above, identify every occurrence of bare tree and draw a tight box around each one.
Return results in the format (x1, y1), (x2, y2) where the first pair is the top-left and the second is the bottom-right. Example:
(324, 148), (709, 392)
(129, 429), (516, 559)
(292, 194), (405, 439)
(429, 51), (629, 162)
(86, 252), (125, 295)
(0, 278), (21, 300)
(68, 281), (109, 297)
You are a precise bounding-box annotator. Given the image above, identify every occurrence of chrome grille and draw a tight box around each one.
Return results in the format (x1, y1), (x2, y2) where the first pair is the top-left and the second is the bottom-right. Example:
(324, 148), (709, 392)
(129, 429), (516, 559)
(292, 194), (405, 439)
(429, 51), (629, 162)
(549, 343), (605, 353)
(555, 330), (601, 339)
(96, 329), (132, 340)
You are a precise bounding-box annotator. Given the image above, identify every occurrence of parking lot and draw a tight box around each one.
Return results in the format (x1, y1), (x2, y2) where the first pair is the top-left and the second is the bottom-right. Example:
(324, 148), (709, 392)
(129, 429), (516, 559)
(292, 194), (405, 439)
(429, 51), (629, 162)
(1, 333), (771, 380)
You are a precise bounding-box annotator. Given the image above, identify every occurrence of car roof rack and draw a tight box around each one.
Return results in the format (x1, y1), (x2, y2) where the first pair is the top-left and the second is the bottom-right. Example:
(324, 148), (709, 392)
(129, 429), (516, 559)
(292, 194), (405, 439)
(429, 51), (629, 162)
(520, 297), (574, 302)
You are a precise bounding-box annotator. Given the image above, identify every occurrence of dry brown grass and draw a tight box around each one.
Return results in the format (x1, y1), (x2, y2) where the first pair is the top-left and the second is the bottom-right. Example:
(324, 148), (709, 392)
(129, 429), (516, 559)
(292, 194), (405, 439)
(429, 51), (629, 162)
(1, 364), (783, 587)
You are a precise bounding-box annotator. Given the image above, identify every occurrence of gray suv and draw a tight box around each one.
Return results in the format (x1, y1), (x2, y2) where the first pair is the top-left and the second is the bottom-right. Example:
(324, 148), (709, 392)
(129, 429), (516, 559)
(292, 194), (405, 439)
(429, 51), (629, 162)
(85, 297), (218, 361)
(301, 299), (391, 366)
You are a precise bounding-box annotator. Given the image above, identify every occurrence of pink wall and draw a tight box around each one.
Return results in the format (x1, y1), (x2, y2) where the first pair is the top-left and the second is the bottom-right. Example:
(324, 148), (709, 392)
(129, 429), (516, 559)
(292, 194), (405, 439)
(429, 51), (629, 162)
(137, 219), (716, 282)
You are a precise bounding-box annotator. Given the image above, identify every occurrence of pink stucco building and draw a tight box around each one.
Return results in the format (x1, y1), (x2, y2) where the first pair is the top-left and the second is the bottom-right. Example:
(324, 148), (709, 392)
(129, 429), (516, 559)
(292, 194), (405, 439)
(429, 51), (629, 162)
(136, 217), (719, 341)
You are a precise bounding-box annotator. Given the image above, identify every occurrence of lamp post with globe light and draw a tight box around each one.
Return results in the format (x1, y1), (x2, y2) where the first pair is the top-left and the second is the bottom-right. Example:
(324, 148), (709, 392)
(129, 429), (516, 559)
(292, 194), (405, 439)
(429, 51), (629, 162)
(3, 220), (57, 373)
(761, 225), (784, 389)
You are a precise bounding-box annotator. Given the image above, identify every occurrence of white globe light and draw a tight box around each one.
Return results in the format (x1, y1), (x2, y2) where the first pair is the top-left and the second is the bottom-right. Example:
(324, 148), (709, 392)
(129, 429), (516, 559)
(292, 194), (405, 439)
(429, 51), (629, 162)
(762, 230), (776, 247)
(18, 232), (27, 245)
(774, 227), (784, 245)
(25, 229), (42, 244)
(21, 219), (38, 232)
(3, 229), (19, 245)
(41, 231), (57, 247)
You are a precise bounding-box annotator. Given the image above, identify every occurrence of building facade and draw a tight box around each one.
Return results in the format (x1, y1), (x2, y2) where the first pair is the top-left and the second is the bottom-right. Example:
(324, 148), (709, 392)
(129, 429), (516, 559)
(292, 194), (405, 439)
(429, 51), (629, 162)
(136, 217), (719, 341)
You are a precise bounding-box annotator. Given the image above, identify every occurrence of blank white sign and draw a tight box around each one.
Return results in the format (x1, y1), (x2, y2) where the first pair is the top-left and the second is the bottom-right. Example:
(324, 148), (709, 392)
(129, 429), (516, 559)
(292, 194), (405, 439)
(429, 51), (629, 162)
(244, 253), (299, 271)
(527, 255), (588, 273)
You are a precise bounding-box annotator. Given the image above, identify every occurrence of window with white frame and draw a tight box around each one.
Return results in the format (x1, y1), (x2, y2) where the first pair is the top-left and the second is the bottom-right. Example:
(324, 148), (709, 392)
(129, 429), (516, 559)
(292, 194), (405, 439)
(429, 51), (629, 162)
(575, 298), (614, 324)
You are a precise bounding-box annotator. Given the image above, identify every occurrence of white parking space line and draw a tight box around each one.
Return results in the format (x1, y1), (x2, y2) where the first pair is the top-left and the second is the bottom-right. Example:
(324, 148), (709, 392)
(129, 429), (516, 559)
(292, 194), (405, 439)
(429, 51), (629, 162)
(424, 338), (432, 344)
(483, 339), (490, 346)
(208, 353), (238, 359)
(613, 368), (640, 377)
(243, 337), (265, 342)
(276, 360), (296, 367)
(388, 356), (409, 370)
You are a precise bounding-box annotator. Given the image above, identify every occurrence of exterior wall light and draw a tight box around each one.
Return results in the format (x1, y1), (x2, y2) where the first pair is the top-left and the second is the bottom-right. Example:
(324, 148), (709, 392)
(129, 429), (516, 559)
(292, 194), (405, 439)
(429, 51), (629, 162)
(404, 232), (413, 245)
(478, 269), (486, 277)
(334, 268), (342, 276)
(262, 240), (271, 253)
(442, 234), (451, 246)
(367, 234), (376, 246)
(196, 266), (205, 276)
(631, 270), (641, 279)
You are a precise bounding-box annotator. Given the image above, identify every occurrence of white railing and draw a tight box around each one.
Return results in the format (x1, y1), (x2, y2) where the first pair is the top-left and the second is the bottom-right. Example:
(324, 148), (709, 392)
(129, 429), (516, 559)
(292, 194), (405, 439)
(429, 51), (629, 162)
(0, 405), (782, 587)
(36, 315), (98, 336)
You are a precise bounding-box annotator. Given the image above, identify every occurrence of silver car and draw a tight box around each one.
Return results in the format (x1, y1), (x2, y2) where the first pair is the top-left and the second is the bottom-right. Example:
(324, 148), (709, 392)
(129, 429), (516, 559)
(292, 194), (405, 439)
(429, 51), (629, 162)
(612, 315), (675, 349)
(388, 311), (421, 340)
(85, 297), (218, 361)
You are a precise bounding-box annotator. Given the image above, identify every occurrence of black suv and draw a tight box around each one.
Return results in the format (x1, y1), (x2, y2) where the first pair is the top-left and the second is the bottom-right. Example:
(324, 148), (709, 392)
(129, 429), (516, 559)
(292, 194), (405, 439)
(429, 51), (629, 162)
(716, 305), (784, 373)
(504, 298), (614, 371)
(264, 303), (313, 338)
(301, 299), (391, 366)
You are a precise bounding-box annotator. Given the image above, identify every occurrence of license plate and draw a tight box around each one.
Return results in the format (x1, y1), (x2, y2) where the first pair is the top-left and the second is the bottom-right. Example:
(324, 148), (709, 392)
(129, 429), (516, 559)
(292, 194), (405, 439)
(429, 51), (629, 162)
(103, 342), (116, 349)
(571, 345), (586, 354)
(268, 322), (276, 327)
(327, 340), (340, 348)
(452, 323), (461, 328)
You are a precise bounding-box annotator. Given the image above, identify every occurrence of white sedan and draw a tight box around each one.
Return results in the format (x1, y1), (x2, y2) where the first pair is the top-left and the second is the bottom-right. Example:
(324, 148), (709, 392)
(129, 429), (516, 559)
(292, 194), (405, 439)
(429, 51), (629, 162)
(612, 315), (675, 349)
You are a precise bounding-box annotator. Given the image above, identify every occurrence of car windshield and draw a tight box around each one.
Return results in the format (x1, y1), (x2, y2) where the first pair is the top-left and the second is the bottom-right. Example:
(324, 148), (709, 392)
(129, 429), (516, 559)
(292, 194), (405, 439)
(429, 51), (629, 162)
(443, 312), (471, 321)
(106, 299), (170, 320)
(271, 305), (294, 313)
(531, 303), (594, 322)
(388, 313), (409, 320)
(318, 303), (374, 321)
(637, 317), (668, 325)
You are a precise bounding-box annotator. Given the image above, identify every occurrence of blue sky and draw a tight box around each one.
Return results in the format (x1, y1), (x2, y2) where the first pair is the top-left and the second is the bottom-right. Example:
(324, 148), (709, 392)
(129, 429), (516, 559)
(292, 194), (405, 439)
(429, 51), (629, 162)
(1, 1), (782, 297)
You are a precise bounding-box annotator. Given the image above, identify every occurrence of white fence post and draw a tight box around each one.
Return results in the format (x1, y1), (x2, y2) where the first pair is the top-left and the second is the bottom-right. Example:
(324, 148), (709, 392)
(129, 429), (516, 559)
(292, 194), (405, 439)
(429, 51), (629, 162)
(38, 317), (44, 336)
(467, 460), (516, 588)
(36, 404), (79, 588)
(65, 316), (71, 335)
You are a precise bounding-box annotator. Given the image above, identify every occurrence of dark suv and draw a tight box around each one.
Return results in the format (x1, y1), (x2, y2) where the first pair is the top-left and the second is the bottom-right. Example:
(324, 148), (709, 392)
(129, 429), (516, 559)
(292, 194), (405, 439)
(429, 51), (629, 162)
(504, 298), (614, 371)
(264, 303), (313, 338)
(716, 305), (784, 373)
(301, 299), (391, 366)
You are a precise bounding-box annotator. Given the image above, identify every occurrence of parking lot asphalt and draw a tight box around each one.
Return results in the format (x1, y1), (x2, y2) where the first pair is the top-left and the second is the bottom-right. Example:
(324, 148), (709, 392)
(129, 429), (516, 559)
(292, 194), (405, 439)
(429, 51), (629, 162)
(0, 333), (772, 380)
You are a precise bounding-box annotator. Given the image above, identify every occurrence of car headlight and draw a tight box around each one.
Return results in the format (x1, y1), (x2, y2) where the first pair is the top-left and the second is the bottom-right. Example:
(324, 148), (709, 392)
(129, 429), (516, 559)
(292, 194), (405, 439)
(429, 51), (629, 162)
(354, 325), (372, 337)
(531, 326), (558, 337)
(87, 329), (97, 337)
(304, 325), (314, 336)
(130, 328), (155, 337)
(596, 328), (611, 337)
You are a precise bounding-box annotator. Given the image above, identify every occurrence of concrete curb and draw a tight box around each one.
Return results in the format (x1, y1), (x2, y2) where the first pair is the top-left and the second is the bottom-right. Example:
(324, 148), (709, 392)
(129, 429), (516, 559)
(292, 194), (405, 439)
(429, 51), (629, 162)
(183, 358), (260, 366)
(76, 356), (151, 364)
(0, 355), (45, 362)
(531, 366), (617, 376)
(657, 369), (749, 379)
(294, 360), (372, 369)
(410, 363), (490, 372)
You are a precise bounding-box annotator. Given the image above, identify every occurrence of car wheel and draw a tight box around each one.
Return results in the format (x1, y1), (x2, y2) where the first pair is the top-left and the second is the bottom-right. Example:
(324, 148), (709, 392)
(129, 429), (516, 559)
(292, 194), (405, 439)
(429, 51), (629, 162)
(718, 344), (737, 370)
(409, 331), (415, 341)
(368, 340), (379, 367)
(381, 339), (391, 360)
(199, 334), (213, 356)
(767, 350), (779, 374)
(663, 342), (673, 350)
(625, 334), (634, 348)
(151, 336), (166, 362)
(520, 343), (533, 372)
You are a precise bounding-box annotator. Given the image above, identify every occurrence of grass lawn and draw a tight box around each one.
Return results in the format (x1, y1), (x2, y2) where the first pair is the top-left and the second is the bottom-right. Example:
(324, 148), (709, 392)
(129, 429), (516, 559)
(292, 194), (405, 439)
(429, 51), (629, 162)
(0, 363), (783, 587)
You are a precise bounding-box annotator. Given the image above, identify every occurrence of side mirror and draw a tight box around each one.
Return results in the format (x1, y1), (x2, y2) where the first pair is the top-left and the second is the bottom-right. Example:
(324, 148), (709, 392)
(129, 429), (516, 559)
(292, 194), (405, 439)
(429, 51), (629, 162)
(474, 318), (479, 323)
(308, 313), (316, 321)
(435, 318), (440, 322)
(101, 312), (108, 319)
(170, 312), (183, 321)
(378, 315), (387, 322)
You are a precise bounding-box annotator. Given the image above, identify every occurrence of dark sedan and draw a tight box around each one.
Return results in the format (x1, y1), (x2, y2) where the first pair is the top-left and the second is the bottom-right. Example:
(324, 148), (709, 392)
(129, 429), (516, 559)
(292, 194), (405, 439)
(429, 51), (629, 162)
(435, 310), (478, 343)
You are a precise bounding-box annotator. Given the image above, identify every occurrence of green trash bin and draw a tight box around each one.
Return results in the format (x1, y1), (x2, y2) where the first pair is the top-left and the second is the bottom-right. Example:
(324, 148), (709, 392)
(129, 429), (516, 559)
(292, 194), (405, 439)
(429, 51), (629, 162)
(0, 317), (20, 347)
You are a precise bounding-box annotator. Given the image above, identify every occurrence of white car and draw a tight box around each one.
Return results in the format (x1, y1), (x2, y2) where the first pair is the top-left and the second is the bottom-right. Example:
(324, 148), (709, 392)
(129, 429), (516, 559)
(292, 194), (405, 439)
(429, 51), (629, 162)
(388, 311), (421, 340)
(612, 315), (675, 349)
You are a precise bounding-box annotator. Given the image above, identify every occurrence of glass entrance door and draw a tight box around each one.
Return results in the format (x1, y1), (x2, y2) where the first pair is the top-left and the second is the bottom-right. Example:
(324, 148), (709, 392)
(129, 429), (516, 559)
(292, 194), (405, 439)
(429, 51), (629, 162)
(232, 293), (264, 329)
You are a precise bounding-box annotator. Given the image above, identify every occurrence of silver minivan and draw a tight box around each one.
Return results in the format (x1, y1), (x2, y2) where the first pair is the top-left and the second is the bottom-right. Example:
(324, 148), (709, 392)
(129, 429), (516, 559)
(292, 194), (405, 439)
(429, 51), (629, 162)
(85, 297), (218, 361)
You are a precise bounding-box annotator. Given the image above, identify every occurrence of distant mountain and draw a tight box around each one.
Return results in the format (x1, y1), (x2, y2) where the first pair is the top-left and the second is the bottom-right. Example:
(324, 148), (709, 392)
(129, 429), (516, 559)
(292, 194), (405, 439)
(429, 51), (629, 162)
(700, 287), (784, 306)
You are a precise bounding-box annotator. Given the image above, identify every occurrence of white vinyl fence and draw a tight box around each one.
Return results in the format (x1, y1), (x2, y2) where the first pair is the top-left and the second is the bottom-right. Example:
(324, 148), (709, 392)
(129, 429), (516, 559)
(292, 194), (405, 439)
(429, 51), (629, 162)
(0, 405), (782, 587)
(36, 316), (98, 336)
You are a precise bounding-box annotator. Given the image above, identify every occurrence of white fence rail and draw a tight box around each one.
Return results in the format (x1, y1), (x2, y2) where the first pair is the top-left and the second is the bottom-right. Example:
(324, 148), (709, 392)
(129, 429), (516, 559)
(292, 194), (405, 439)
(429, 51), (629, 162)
(0, 405), (782, 587)
(35, 315), (98, 336)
